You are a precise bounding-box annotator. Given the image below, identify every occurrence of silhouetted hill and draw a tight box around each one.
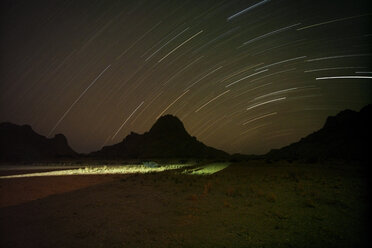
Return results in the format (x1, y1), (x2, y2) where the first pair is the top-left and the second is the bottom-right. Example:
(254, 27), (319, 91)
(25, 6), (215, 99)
(266, 104), (371, 163)
(0, 122), (77, 162)
(229, 153), (263, 162)
(91, 115), (229, 159)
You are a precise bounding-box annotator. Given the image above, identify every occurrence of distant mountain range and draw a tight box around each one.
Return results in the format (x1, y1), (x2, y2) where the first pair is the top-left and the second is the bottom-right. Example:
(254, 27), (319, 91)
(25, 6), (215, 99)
(0, 105), (370, 163)
(0, 122), (76, 161)
(266, 104), (371, 163)
(0, 115), (229, 162)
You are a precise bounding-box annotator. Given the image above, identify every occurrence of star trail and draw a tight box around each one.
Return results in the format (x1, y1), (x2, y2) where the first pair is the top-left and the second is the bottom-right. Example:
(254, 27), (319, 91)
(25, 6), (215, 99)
(0, 0), (371, 155)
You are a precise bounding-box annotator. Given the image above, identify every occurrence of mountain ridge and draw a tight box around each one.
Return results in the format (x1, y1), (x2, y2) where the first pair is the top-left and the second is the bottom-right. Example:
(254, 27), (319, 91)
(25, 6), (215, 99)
(0, 122), (77, 161)
(266, 104), (371, 163)
(1, 105), (370, 162)
(90, 115), (229, 159)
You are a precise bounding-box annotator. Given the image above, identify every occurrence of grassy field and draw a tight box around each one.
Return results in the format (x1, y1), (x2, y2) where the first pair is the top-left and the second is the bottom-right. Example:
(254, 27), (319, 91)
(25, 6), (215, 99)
(0, 160), (369, 247)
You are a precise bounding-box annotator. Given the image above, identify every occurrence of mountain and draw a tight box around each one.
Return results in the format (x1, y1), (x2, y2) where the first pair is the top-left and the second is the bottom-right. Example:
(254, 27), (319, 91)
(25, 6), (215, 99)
(0, 122), (77, 162)
(266, 104), (371, 163)
(91, 115), (229, 159)
(4, 104), (368, 163)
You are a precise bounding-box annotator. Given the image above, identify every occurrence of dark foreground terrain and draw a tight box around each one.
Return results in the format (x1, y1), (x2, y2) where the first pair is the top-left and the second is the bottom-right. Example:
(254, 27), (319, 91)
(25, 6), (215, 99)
(0, 161), (369, 248)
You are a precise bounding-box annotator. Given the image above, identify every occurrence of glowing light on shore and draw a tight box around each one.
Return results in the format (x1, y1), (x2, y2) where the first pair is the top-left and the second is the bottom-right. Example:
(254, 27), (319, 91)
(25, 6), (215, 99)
(0, 164), (193, 179)
(0, 163), (230, 179)
(182, 163), (230, 175)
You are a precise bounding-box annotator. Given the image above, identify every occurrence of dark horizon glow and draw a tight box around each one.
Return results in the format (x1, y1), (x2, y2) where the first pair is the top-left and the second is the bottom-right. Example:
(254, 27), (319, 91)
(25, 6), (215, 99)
(0, 0), (371, 155)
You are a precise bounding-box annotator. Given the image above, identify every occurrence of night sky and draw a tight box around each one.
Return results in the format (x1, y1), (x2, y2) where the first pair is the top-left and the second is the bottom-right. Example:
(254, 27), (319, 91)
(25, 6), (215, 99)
(1, 0), (371, 155)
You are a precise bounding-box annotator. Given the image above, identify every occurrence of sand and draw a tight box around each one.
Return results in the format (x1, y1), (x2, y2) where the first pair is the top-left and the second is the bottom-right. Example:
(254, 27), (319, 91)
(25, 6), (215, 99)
(0, 161), (369, 247)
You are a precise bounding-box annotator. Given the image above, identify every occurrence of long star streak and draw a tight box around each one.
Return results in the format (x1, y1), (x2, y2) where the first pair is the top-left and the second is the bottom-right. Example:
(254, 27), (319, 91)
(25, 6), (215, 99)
(117, 21), (162, 60)
(225, 69), (268, 87)
(254, 88), (299, 100)
(227, 0), (271, 21)
(163, 56), (204, 85)
(240, 123), (271, 135)
(112, 101), (144, 140)
(255, 56), (306, 71)
(246, 97), (286, 111)
(250, 68), (296, 83)
(195, 90), (230, 112)
(156, 90), (190, 119)
(243, 112), (277, 125)
(304, 67), (365, 73)
(185, 66), (223, 90)
(307, 54), (371, 62)
(130, 91), (163, 125)
(316, 76), (372, 80)
(146, 27), (190, 61)
(48, 64), (111, 137)
(158, 30), (203, 62)
(297, 14), (371, 31)
(241, 23), (301, 47)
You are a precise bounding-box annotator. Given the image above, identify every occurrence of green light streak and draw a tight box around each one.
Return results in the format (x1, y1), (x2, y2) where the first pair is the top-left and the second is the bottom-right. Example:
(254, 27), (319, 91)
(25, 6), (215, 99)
(0, 164), (193, 179)
(0, 163), (231, 179)
(182, 163), (230, 175)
